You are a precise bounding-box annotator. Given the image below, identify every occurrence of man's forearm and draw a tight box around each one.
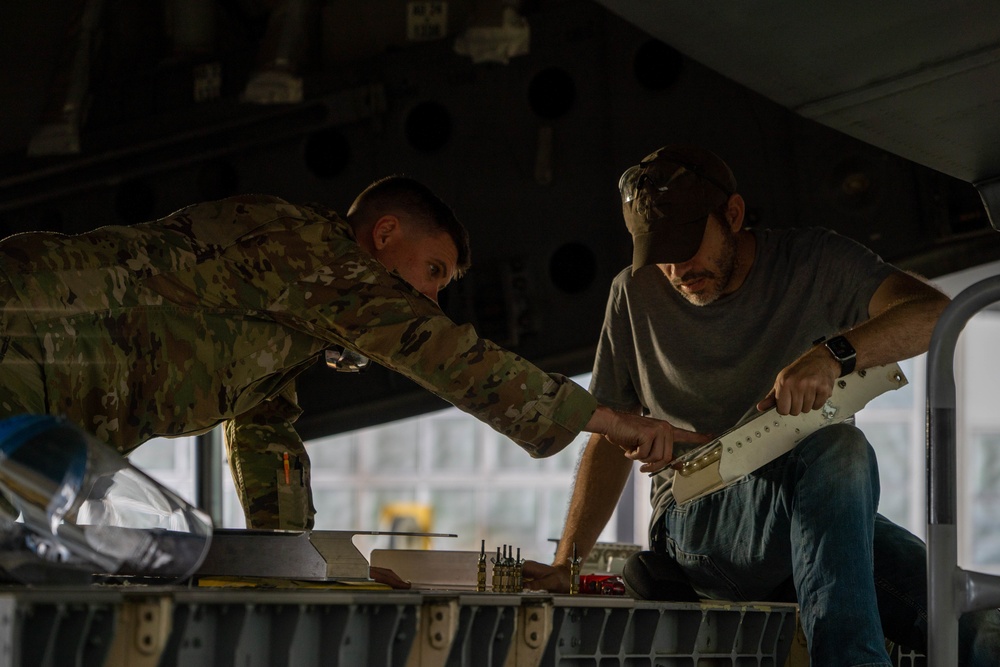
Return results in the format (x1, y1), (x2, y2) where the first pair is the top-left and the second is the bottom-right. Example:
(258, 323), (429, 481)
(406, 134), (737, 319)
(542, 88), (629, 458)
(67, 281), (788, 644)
(850, 271), (951, 370)
(850, 292), (950, 370)
(552, 432), (635, 568)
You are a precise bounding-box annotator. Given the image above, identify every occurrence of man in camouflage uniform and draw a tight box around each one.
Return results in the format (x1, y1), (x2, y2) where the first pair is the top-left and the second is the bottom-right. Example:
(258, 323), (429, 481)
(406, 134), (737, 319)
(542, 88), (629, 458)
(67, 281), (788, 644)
(0, 176), (696, 530)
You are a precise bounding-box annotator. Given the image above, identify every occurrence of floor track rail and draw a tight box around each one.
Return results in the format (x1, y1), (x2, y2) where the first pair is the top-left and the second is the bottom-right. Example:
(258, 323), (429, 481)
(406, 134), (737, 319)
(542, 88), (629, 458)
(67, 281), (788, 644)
(0, 587), (798, 666)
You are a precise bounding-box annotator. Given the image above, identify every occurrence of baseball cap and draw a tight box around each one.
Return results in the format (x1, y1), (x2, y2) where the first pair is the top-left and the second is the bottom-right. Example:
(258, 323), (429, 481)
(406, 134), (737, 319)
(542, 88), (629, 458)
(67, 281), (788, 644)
(619, 145), (736, 271)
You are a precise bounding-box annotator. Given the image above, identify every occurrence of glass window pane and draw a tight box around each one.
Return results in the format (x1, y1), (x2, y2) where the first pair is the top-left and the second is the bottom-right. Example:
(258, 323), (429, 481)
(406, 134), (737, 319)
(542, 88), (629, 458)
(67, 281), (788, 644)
(222, 484), (247, 528)
(970, 433), (1000, 568)
(544, 487), (571, 546)
(865, 358), (916, 409)
(127, 437), (177, 471)
(484, 488), (538, 549)
(545, 486), (570, 524)
(861, 421), (913, 530)
(430, 489), (478, 549)
(545, 435), (587, 472)
(972, 433), (1000, 495)
(311, 488), (356, 530)
(495, 439), (536, 471)
(972, 503), (1000, 567)
(364, 422), (419, 473)
(306, 432), (357, 472)
(367, 488), (417, 528)
(428, 419), (479, 471)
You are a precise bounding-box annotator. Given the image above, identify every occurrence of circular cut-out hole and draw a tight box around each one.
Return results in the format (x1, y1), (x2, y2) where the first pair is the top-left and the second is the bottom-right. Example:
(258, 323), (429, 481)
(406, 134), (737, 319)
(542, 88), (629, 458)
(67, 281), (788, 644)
(404, 101), (453, 153)
(304, 127), (352, 178)
(633, 39), (683, 90)
(549, 242), (597, 294)
(528, 67), (576, 120)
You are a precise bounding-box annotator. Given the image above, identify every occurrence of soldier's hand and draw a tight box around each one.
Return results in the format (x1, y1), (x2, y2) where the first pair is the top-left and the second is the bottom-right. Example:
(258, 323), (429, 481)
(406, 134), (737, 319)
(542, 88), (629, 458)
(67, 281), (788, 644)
(592, 408), (712, 474)
(521, 560), (571, 593)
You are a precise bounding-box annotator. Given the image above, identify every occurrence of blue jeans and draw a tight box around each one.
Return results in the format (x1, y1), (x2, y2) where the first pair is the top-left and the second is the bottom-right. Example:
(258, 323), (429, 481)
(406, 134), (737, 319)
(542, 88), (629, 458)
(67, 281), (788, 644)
(656, 423), (1000, 666)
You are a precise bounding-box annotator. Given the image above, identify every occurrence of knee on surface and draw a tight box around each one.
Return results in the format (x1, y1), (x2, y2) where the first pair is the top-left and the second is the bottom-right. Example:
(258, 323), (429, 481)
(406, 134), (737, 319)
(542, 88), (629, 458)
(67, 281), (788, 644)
(622, 551), (700, 602)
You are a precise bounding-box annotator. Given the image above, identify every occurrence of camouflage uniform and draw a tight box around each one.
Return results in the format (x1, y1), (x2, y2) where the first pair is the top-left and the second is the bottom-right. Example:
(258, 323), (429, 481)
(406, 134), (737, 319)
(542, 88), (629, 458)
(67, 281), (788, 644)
(0, 195), (597, 529)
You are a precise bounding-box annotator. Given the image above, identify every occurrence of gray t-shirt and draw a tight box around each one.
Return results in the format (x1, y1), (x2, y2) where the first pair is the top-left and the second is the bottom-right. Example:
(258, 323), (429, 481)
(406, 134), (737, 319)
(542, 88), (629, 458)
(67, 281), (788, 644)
(590, 227), (895, 525)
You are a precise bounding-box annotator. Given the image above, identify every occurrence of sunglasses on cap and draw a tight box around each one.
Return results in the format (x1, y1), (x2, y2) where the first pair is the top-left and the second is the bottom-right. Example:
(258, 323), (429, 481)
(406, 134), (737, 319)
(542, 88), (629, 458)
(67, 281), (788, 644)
(618, 159), (734, 205)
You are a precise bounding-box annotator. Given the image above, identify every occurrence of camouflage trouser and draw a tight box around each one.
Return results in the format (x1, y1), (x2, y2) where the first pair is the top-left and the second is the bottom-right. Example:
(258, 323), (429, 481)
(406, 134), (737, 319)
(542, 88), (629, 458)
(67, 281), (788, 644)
(0, 308), (315, 530)
(224, 398), (316, 531)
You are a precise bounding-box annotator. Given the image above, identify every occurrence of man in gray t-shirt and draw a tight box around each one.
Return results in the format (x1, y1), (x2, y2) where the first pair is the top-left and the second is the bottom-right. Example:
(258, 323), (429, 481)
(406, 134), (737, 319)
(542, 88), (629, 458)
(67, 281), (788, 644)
(522, 145), (1000, 666)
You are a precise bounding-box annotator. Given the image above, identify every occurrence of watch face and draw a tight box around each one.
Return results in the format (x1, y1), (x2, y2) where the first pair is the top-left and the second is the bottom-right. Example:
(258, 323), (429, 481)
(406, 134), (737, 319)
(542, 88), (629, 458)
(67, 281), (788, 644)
(827, 336), (855, 359)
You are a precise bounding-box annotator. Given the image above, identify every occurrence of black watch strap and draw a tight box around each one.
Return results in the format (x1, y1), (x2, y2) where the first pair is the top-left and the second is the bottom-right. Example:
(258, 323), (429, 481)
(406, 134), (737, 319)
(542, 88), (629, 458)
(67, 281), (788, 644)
(824, 335), (857, 377)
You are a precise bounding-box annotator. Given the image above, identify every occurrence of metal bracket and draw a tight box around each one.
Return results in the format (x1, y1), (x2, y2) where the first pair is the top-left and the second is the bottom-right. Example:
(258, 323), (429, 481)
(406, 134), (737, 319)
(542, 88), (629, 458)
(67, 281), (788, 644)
(508, 603), (552, 667)
(132, 599), (171, 656)
(103, 597), (173, 666)
(521, 604), (549, 649)
(196, 529), (455, 581)
(426, 602), (458, 650)
(974, 175), (1000, 231)
(405, 600), (458, 667)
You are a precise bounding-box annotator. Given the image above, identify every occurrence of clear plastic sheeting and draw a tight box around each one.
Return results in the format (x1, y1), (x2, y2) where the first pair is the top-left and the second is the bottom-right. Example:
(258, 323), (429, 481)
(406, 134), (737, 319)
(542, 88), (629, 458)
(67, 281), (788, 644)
(0, 414), (212, 583)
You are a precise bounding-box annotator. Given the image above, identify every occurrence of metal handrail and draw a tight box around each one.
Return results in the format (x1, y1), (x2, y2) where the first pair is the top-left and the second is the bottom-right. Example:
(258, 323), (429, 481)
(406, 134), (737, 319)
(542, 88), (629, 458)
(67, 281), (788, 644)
(926, 274), (1000, 665)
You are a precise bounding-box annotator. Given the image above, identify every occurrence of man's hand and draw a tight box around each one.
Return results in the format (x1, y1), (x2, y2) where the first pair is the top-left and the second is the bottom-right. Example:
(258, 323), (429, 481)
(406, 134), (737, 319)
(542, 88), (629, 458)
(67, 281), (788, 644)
(757, 345), (840, 415)
(587, 406), (712, 474)
(521, 560), (571, 593)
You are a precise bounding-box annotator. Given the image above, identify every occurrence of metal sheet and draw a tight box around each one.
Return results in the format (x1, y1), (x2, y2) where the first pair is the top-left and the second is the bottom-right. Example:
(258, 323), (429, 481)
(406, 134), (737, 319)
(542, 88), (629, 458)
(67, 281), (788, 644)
(196, 529), (455, 581)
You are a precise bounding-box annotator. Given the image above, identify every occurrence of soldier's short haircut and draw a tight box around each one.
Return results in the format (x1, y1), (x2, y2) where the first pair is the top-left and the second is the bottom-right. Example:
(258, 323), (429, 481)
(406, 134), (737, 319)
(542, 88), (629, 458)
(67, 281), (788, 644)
(347, 175), (471, 277)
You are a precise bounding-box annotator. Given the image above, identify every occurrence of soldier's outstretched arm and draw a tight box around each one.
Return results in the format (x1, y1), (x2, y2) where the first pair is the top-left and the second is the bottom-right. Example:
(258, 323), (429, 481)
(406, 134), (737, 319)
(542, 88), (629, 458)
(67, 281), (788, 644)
(282, 212), (710, 462)
(584, 406), (712, 474)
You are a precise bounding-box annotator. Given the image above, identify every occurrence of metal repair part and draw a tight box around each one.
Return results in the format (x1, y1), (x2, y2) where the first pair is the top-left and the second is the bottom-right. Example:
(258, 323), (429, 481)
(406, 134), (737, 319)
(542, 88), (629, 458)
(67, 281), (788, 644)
(672, 362), (907, 504)
(195, 529), (455, 581)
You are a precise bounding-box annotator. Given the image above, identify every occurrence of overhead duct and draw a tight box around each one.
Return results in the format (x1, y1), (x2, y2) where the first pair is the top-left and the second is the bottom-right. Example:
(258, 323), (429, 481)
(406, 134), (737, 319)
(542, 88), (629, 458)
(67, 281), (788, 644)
(242, 0), (311, 104)
(165, 0), (216, 56)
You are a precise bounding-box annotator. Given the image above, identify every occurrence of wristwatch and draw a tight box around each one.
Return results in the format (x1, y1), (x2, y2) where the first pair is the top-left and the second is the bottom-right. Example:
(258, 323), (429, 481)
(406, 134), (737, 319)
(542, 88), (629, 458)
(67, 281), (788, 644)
(824, 335), (857, 377)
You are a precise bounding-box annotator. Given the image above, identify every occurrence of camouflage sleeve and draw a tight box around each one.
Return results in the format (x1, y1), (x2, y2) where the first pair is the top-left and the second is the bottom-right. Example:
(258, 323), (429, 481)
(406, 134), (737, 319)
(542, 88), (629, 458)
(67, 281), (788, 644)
(223, 382), (315, 530)
(274, 241), (598, 458)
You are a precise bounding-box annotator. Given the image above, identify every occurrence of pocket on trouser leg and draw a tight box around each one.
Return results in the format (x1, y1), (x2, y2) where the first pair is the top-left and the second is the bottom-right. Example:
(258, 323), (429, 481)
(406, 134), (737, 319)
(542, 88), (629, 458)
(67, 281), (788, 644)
(275, 469), (311, 531)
